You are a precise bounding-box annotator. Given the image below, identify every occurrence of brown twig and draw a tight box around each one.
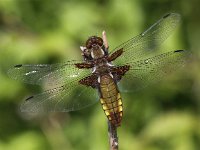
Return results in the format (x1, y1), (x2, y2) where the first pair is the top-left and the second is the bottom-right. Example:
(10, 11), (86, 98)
(108, 121), (118, 150)
(102, 30), (109, 50)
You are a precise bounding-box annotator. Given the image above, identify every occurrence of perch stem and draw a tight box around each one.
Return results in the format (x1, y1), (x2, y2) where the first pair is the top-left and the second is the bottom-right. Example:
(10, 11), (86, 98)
(102, 30), (109, 50)
(103, 30), (119, 150)
(108, 121), (118, 150)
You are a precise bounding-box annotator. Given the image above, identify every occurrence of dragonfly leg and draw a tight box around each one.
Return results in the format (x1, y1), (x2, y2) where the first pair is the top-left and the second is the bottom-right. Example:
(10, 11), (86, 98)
(107, 48), (124, 62)
(79, 74), (98, 88)
(111, 65), (130, 82)
(75, 62), (94, 69)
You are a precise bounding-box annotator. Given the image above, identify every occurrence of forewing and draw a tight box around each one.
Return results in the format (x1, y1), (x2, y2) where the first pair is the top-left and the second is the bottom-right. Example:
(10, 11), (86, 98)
(111, 13), (181, 65)
(8, 60), (83, 87)
(118, 50), (190, 92)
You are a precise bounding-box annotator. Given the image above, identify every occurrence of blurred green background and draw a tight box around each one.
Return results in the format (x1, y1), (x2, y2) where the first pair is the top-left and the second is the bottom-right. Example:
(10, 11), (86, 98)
(0, 0), (200, 150)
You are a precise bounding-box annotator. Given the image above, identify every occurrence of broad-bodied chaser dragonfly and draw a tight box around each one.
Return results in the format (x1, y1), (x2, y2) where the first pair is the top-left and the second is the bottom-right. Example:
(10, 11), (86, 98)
(8, 13), (189, 127)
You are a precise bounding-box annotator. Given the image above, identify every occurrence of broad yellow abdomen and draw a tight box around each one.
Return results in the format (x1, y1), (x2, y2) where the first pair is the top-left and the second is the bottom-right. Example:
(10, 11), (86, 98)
(99, 74), (123, 127)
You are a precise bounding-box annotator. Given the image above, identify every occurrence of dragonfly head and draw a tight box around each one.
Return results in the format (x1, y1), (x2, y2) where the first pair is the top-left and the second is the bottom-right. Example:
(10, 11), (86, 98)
(86, 36), (105, 59)
(86, 36), (103, 49)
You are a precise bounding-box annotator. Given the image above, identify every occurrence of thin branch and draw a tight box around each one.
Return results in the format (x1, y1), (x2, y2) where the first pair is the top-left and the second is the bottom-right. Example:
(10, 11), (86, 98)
(102, 30), (109, 50)
(108, 121), (118, 150)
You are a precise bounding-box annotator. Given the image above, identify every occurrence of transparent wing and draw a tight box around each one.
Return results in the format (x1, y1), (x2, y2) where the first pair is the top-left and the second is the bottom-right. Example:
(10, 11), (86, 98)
(118, 50), (190, 92)
(111, 13), (181, 65)
(8, 60), (84, 87)
(8, 61), (99, 112)
(20, 81), (99, 113)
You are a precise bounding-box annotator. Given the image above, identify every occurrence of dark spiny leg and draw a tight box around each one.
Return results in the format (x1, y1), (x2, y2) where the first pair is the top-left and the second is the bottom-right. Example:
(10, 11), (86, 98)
(107, 48), (123, 62)
(111, 65), (130, 82)
(75, 62), (94, 69)
(79, 74), (98, 88)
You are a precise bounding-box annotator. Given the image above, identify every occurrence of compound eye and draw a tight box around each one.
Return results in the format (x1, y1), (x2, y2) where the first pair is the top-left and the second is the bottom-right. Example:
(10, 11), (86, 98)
(91, 37), (96, 43)
(97, 37), (103, 46)
(86, 40), (92, 49)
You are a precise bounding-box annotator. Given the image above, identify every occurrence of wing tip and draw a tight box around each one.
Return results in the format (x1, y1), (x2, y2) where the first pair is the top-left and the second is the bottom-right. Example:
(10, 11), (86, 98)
(174, 50), (185, 53)
(174, 49), (192, 56)
(14, 64), (22, 68)
(25, 96), (34, 101)
(163, 12), (181, 21)
(7, 64), (22, 77)
(163, 13), (171, 19)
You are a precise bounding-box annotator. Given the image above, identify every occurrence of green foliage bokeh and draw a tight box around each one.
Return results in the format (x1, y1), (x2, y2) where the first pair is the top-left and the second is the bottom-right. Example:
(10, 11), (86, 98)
(0, 0), (200, 150)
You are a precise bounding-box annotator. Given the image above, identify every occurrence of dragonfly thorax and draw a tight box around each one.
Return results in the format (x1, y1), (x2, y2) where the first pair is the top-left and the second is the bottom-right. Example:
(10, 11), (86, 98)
(91, 47), (105, 59)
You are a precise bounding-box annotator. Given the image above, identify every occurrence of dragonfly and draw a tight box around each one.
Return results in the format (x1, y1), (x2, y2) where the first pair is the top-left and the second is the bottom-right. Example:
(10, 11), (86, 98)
(8, 13), (189, 127)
